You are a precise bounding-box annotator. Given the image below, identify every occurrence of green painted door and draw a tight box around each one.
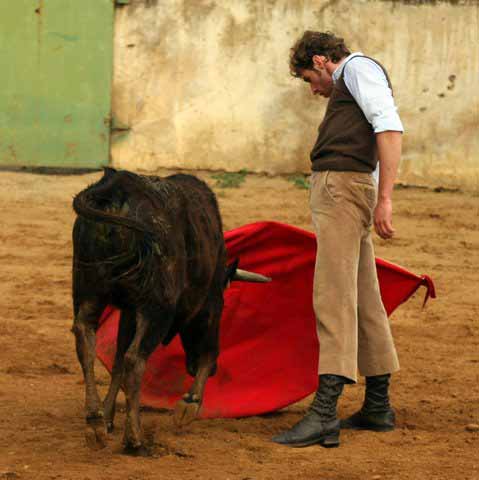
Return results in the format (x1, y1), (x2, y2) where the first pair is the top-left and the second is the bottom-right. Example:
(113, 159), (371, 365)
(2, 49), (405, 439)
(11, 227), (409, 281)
(0, 0), (114, 168)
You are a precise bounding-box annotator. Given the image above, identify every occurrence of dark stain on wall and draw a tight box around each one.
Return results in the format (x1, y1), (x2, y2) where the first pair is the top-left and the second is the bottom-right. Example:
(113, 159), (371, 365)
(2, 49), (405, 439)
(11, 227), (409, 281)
(447, 74), (457, 90)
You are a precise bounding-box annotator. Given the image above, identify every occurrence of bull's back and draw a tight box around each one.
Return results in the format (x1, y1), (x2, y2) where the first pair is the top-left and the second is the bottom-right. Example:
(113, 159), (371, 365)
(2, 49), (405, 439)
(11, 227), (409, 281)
(165, 174), (223, 245)
(166, 174), (221, 218)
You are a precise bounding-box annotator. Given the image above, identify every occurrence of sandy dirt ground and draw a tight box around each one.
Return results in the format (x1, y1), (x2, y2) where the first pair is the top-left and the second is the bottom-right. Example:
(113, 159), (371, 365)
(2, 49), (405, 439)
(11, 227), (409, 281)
(0, 169), (478, 480)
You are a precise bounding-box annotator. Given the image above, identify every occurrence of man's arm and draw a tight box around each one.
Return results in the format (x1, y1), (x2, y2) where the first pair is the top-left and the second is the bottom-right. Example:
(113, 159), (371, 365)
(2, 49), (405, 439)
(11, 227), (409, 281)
(375, 131), (402, 239)
(343, 58), (403, 239)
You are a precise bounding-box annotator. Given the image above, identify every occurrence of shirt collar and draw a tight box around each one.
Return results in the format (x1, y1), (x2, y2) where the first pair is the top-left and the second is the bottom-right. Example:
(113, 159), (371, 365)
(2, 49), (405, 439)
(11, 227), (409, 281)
(332, 52), (364, 83)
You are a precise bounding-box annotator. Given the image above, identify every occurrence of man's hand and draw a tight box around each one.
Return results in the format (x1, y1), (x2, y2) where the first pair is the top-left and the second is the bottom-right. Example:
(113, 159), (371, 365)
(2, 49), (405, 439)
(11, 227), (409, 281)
(374, 198), (395, 239)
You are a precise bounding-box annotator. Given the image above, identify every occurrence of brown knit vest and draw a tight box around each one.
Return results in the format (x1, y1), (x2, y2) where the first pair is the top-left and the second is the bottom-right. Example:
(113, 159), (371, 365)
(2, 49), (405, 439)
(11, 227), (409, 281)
(310, 56), (393, 173)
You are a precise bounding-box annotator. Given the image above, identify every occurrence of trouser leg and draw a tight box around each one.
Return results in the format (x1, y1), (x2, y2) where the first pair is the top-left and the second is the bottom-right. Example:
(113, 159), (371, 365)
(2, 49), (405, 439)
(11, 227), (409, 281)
(311, 174), (362, 383)
(357, 232), (400, 377)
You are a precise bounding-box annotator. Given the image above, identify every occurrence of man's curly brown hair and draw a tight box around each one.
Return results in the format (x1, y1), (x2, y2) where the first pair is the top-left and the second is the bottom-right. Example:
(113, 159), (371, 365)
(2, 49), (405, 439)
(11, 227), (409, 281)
(289, 31), (351, 77)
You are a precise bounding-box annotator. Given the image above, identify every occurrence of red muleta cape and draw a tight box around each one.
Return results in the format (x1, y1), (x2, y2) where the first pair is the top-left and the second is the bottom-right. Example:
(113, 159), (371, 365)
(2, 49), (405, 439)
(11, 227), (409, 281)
(96, 221), (435, 418)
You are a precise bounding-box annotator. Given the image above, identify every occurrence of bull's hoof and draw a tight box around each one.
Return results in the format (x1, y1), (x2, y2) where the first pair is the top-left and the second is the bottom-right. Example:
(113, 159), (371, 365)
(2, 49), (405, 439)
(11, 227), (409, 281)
(123, 443), (151, 457)
(174, 394), (200, 427)
(85, 413), (108, 450)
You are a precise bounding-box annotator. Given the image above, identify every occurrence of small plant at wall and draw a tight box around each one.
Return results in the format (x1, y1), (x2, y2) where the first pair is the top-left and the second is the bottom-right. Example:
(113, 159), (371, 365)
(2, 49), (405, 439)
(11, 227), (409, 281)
(211, 169), (248, 188)
(288, 174), (310, 190)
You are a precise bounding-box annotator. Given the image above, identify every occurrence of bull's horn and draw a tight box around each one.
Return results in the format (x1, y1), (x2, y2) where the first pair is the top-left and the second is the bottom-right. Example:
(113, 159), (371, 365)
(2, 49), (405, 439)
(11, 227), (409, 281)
(233, 269), (271, 283)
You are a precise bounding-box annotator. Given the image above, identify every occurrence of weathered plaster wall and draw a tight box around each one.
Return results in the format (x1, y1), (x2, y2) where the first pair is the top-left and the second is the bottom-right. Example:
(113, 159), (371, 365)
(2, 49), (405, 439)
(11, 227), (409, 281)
(111, 0), (479, 189)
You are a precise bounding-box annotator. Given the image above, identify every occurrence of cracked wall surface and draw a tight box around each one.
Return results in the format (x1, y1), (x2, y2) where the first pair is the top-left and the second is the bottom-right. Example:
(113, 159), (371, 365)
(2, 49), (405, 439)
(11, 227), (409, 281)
(111, 0), (479, 189)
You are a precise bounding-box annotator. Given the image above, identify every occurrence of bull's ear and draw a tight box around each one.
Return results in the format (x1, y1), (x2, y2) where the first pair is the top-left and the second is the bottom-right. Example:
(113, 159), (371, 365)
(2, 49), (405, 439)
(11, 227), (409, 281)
(103, 167), (117, 179)
(225, 258), (240, 286)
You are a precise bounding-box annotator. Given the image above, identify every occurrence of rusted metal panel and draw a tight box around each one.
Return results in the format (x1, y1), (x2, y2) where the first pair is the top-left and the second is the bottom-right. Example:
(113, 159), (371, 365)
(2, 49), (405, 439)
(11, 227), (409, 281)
(0, 0), (114, 168)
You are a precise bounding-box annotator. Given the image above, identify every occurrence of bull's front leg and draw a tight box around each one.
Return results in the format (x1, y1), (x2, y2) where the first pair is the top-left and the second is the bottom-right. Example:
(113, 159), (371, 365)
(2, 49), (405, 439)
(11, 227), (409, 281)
(174, 351), (218, 427)
(72, 299), (107, 450)
(174, 304), (221, 427)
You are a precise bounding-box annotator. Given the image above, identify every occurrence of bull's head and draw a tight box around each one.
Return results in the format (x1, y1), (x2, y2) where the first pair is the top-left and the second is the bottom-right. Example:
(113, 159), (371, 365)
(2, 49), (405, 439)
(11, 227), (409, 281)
(224, 258), (271, 288)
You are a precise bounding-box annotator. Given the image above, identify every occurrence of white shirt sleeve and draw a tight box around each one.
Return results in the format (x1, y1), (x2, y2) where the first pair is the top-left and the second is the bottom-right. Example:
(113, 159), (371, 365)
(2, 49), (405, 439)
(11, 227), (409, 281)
(343, 58), (404, 134)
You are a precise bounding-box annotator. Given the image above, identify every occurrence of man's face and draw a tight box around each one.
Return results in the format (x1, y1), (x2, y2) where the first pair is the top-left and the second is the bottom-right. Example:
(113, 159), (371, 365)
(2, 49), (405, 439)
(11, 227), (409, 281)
(300, 68), (334, 98)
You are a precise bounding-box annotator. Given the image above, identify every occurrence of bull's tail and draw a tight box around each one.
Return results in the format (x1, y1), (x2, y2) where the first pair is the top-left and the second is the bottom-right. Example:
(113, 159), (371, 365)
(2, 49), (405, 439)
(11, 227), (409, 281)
(72, 167), (158, 237)
(73, 168), (166, 304)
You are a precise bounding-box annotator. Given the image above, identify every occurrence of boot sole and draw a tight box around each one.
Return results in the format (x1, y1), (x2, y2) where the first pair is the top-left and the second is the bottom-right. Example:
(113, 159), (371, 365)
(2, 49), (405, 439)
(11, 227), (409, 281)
(341, 422), (394, 432)
(274, 433), (340, 448)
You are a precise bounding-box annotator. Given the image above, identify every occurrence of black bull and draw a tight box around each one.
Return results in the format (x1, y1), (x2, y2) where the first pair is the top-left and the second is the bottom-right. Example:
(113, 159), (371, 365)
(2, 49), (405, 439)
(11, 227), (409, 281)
(72, 168), (269, 455)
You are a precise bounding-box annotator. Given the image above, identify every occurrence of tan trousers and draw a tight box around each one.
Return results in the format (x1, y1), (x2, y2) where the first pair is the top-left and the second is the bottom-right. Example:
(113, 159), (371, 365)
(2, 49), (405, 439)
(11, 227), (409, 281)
(310, 171), (400, 383)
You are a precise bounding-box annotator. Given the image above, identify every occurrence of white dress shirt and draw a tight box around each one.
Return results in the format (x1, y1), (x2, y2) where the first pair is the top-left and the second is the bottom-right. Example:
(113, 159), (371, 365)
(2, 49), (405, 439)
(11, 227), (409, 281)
(332, 52), (404, 134)
(332, 52), (404, 182)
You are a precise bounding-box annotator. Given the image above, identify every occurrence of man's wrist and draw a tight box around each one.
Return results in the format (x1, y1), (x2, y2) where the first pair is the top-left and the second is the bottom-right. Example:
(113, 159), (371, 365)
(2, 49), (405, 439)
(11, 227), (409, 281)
(377, 194), (392, 203)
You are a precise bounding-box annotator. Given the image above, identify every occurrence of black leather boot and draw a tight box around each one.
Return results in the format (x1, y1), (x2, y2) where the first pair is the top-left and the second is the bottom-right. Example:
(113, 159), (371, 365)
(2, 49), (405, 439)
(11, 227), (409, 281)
(341, 374), (395, 431)
(272, 374), (345, 448)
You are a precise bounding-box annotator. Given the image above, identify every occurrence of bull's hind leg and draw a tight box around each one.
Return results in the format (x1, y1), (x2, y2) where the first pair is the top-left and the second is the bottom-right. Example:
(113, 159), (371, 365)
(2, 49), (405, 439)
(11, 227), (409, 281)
(175, 301), (222, 427)
(103, 308), (136, 433)
(72, 299), (107, 450)
(122, 305), (174, 456)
